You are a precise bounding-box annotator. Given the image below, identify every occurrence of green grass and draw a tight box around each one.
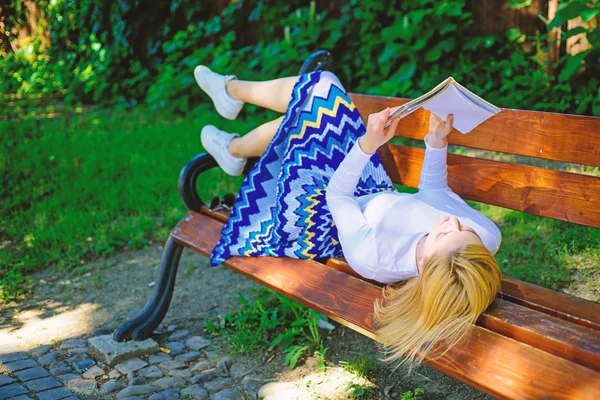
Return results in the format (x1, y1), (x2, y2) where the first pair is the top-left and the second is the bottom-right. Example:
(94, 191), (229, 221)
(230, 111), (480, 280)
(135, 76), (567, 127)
(204, 286), (329, 369)
(339, 354), (378, 379)
(0, 104), (271, 302)
(1, 105), (599, 302)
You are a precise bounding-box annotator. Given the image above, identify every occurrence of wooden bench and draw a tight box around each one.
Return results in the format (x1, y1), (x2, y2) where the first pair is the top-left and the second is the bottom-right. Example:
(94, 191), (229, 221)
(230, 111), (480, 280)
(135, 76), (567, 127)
(114, 51), (600, 399)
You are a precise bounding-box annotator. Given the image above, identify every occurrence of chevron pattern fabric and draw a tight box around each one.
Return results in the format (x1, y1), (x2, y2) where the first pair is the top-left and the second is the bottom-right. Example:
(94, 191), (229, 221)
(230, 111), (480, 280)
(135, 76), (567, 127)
(210, 71), (397, 267)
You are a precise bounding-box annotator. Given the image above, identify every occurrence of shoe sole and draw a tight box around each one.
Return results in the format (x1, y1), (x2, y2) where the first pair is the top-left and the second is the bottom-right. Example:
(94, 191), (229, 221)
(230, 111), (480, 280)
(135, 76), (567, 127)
(194, 66), (239, 121)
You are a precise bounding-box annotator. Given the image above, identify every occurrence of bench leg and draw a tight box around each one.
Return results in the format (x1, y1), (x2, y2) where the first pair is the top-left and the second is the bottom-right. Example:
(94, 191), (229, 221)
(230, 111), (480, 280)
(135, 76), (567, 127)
(113, 236), (184, 342)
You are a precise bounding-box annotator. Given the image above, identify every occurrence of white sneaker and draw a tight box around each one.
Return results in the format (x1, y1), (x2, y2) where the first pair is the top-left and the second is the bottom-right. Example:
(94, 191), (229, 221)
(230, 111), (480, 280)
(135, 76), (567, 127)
(201, 125), (247, 176)
(194, 65), (244, 120)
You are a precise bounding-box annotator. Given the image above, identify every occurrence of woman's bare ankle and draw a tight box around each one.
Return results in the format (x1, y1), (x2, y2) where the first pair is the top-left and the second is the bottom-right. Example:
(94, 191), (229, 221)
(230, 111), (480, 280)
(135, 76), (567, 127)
(226, 79), (241, 102)
(228, 137), (244, 158)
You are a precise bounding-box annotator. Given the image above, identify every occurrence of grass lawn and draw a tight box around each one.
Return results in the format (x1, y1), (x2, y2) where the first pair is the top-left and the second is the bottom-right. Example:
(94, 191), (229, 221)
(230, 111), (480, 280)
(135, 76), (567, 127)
(1, 106), (599, 302)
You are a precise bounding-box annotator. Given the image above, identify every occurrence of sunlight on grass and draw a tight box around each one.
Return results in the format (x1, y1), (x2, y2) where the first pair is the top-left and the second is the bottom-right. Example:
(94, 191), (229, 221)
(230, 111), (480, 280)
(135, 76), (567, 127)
(0, 105), (265, 301)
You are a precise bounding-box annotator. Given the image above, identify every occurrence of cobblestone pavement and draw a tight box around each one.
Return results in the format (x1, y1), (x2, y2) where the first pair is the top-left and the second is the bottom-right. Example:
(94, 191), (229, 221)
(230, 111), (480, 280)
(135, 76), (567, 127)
(0, 347), (79, 400)
(0, 325), (298, 400)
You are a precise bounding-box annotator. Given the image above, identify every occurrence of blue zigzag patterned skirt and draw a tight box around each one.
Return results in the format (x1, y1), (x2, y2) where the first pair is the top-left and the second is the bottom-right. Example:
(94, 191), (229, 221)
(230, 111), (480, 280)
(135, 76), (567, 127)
(210, 71), (396, 267)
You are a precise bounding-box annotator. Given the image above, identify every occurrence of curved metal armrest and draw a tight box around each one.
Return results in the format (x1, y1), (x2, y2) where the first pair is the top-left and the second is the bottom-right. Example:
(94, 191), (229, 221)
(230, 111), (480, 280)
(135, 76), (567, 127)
(178, 153), (258, 212)
(178, 153), (218, 212)
(299, 50), (332, 75)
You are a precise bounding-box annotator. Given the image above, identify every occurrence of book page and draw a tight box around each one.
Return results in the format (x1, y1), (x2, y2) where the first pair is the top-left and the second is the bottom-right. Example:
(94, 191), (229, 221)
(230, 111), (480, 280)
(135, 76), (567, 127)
(421, 84), (496, 134)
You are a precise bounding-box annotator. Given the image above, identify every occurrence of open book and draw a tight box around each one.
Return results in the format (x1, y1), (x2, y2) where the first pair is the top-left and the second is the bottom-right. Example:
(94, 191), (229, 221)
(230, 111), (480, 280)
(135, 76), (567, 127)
(384, 77), (501, 134)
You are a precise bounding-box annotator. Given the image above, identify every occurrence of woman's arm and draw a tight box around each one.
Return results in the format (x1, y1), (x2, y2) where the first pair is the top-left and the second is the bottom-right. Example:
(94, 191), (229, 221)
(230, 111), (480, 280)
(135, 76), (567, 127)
(418, 114), (454, 192)
(325, 108), (401, 278)
(325, 141), (379, 277)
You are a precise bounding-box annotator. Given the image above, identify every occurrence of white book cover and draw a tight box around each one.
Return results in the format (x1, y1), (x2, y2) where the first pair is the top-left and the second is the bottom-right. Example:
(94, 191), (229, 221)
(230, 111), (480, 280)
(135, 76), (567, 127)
(385, 77), (501, 134)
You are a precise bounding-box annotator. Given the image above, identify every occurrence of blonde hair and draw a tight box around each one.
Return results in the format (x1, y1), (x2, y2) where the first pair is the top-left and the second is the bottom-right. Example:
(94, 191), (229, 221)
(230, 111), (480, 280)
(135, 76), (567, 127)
(373, 244), (501, 372)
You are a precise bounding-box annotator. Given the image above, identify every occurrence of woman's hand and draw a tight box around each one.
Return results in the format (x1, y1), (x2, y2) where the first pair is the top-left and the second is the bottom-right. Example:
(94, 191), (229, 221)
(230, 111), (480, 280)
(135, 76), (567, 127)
(427, 112), (454, 148)
(358, 107), (400, 155)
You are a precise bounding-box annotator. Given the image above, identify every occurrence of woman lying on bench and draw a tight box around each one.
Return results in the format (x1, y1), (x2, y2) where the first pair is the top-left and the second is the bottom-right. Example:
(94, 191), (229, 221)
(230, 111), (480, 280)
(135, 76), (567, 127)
(193, 66), (503, 369)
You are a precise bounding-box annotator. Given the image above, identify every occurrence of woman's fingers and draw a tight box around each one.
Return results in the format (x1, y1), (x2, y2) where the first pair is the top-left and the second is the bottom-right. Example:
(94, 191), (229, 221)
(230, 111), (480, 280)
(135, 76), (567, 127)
(385, 116), (400, 139)
(445, 114), (454, 133)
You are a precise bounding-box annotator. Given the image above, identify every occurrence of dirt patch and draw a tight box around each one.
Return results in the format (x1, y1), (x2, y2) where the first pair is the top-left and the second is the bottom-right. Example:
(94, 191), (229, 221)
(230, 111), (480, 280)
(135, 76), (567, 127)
(0, 243), (492, 399)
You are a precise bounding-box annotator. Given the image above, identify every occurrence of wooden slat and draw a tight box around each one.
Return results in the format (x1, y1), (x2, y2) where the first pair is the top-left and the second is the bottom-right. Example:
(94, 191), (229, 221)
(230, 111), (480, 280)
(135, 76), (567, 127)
(377, 145), (600, 228)
(172, 211), (600, 400)
(326, 258), (600, 371)
(479, 300), (600, 372)
(501, 276), (600, 331)
(350, 93), (600, 167)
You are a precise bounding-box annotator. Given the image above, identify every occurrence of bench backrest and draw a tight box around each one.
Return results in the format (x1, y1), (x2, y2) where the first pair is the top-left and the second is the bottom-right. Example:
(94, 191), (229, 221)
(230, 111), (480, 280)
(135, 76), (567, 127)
(350, 94), (600, 229)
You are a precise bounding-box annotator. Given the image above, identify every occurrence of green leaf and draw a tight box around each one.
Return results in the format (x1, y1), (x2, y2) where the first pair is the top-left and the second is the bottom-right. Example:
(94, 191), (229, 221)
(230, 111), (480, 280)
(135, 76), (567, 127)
(284, 344), (310, 369)
(562, 26), (589, 41)
(507, 27), (525, 43)
(425, 43), (442, 62)
(504, 0), (532, 10)
(581, 8), (600, 22)
(588, 29), (600, 47)
(559, 50), (591, 82)
(395, 59), (417, 81)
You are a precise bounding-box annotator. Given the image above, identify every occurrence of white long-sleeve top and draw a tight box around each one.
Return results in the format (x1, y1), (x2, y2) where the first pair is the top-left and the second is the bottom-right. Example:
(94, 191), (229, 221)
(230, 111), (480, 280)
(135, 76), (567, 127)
(325, 135), (502, 284)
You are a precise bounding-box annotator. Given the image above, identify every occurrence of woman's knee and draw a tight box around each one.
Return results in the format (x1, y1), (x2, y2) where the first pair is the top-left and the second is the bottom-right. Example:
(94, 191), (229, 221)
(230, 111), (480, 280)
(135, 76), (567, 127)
(312, 70), (347, 97)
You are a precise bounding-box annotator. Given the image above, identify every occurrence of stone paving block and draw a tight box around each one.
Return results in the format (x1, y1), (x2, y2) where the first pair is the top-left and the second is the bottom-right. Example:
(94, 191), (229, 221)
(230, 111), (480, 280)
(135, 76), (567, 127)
(38, 353), (59, 366)
(181, 385), (208, 400)
(24, 376), (62, 392)
(163, 342), (185, 356)
(99, 381), (125, 394)
(57, 374), (80, 384)
(64, 348), (87, 355)
(186, 337), (211, 351)
(151, 377), (185, 390)
(15, 366), (50, 382)
(66, 354), (87, 364)
(166, 369), (192, 379)
(28, 345), (54, 359)
(89, 335), (159, 366)
(0, 383), (28, 399)
(167, 330), (190, 342)
(4, 358), (38, 372)
(149, 389), (180, 400)
(148, 353), (171, 365)
(72, 359), (95, 373)
(137, 365), (163, 379)
(5, 395), (33, 400)
(0, 352), (28, 364)
(49, 362), (72, 376)
(81, 365), (104, 380)
(36, 387), (73, 400)
(115, 384), (157, 398)
(115, 358), (147, 375)
(67, 379), (97, 396)
(175, 351), (202, 362)
(210, 388), (242, 400)
(204, 378), (233, 394)
(59, 339), (87, 351)
(0, 376), (16, 387)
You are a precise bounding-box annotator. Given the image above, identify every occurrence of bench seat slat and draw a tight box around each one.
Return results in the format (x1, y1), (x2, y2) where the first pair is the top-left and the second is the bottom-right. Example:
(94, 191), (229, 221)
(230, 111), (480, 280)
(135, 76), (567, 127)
(171, 211), (600, 400)
(350, 93), (600, 167)
(378, 145), (600, 228)
(325, 258), (600, 371)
